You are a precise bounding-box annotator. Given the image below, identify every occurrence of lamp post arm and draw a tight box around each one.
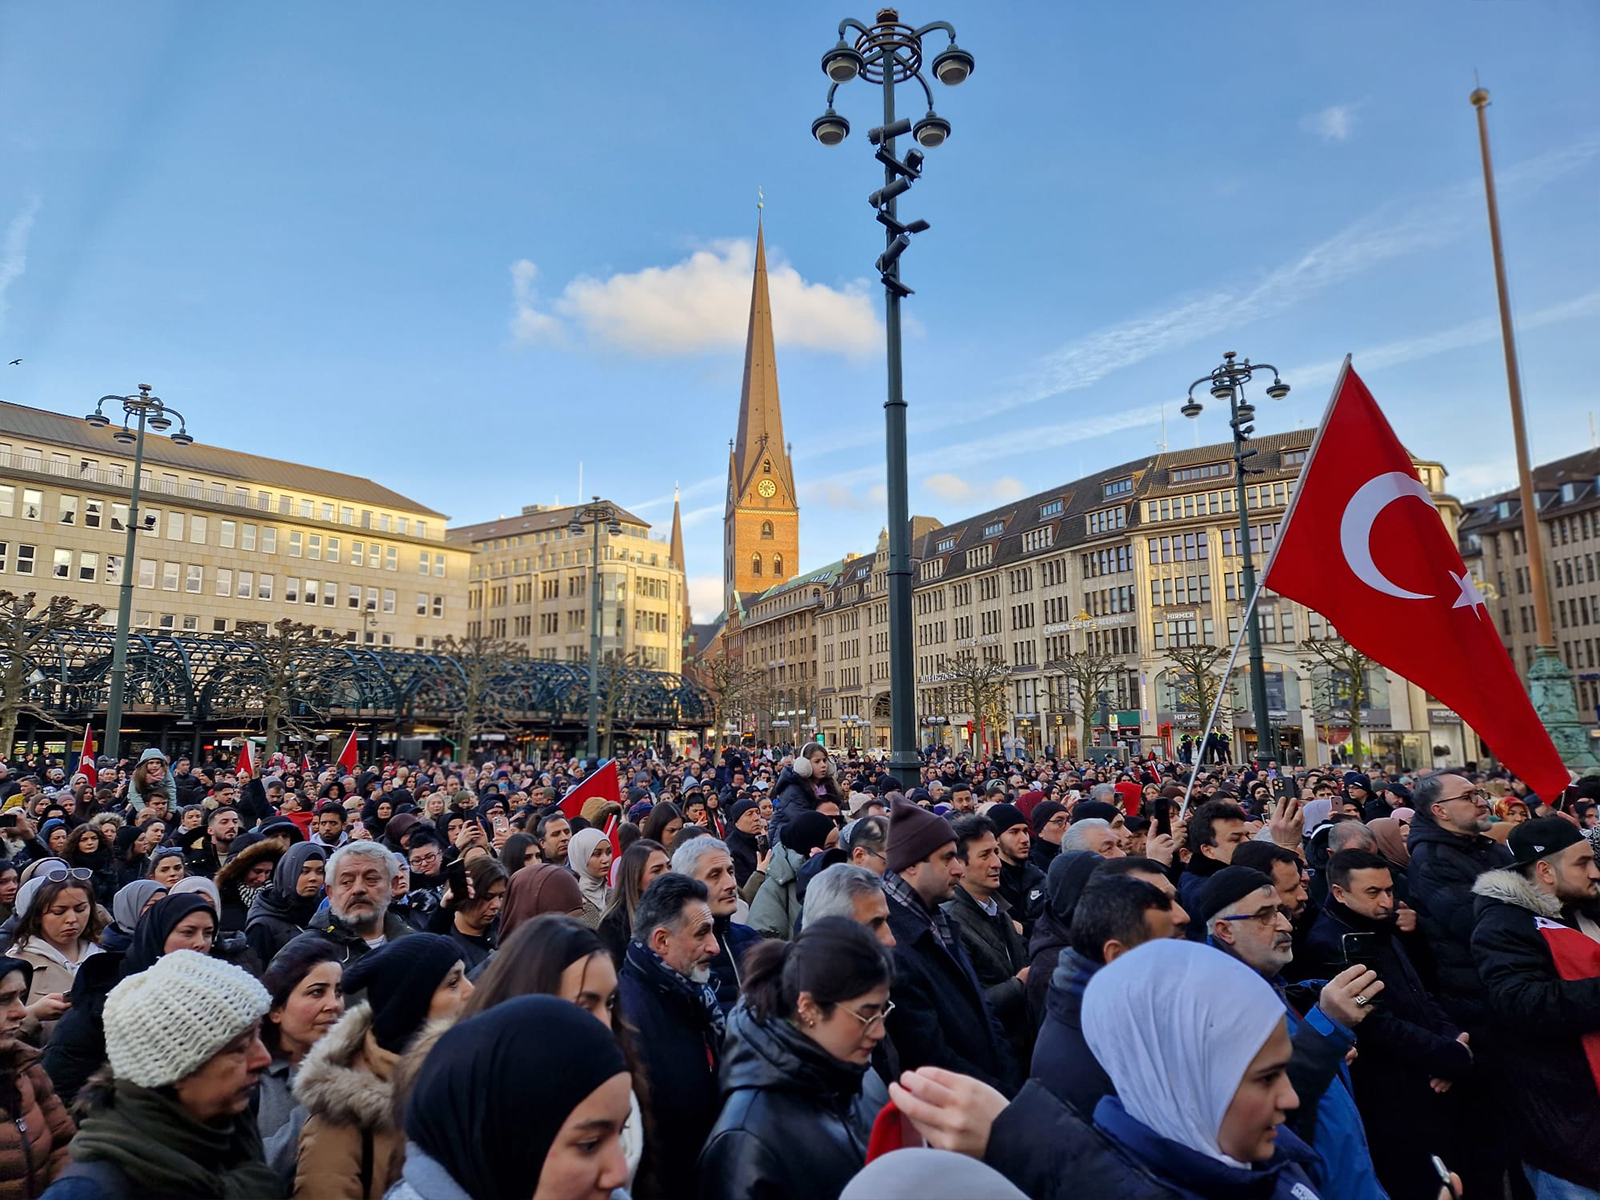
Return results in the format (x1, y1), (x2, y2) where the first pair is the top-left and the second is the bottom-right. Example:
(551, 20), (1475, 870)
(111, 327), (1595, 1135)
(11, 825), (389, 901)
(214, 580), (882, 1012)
(837, 17), (873, 38)
(913, 20), (958, 39)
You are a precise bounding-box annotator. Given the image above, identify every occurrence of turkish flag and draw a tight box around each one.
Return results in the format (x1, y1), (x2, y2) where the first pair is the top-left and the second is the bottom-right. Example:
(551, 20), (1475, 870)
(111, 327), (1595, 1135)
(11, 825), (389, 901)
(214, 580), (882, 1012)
(236, 738), (254, 780)
(78, 724), (97, 788)
(561, 760), (623, 856)
(1264, 360), (1569, 799)
(335, 730), (359, 775)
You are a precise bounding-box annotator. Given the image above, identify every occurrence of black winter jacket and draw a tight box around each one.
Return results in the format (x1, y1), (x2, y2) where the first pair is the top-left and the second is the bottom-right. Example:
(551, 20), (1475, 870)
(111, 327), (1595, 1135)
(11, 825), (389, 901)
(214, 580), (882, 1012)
(997, 856), (1046, 938)
(39, 951), (123, 1107)
(883, 888), (1019, 1096)
(942, 885), (1032, 1060)
(1030, 948), (1113, 1118)
(697, 1002), (886, 1200)
(1470, 866), (1600, 1193)
(1405, 809), (1511, 1030)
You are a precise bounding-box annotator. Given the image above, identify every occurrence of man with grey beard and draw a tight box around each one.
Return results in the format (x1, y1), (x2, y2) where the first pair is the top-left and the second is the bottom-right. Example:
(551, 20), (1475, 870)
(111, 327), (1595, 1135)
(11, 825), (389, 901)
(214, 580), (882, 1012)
(618, 872), (725, 1198)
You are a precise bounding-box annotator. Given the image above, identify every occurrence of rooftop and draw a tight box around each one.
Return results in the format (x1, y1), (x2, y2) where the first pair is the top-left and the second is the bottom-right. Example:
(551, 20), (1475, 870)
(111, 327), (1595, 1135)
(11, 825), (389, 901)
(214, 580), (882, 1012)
(447, 500), (652, 545)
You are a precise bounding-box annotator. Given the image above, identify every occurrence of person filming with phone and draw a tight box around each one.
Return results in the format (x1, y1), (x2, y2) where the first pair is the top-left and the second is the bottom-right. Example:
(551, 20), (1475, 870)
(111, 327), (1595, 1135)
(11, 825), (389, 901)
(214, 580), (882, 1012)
(1306, 849), (1471, 1199)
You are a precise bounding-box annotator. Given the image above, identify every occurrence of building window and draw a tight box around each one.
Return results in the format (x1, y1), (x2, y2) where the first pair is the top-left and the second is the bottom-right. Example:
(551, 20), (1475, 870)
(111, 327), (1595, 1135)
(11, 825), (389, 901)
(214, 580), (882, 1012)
(352, 541), (364, 567)
(185, 564), (202, 593)
(189, 515), (206, 544)
(21, 490), (41, 520)
(58, 495), (78, 525)
(752, 554), (762, 577)
(166, 512), (184, 540)
(138, 558), (156, 588)
(1103, 477), (1133, 498)
(385, 546), (397, 570)
(420, 551), (431, 575)
(261, 527), (276, 553)
(288, 531), (302, 557)
(305, 579), (319, 605)
(220, 520), (236, 548)
(326, 537), (339, 563)
(1171, 462), (1230, 483)
(983, 522), (1005, 537)
(238, 571), (253, 599)
(216, 568), (233, 597)
(761, 521), (774, 539)
(52, 549), (71, 579)
(258, 573), (274, 601)
(162, 562), (179, 591)
(13, 545), (34, 575)
(772, 553), (784, 576)
(308, 534), (321, 560)
(77, 552), (97, 582)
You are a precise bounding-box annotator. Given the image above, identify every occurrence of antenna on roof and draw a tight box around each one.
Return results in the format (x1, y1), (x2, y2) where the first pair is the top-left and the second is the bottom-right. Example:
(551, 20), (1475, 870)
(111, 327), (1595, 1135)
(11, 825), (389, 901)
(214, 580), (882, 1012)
(1590, 411), (1597, 449)
(1157, 404), (1168, 453)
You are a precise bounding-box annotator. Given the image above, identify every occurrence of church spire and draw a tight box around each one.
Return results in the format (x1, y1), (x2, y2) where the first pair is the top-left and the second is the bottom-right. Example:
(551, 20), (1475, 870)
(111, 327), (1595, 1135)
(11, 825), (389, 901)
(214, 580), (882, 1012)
(669, 484), (691, 628)
(732, 223), (791, 498)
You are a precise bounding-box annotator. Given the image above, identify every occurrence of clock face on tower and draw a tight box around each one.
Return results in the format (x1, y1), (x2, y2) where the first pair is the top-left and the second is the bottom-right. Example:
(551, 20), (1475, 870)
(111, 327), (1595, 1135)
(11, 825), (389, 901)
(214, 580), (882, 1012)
(757, 479), (776, 498)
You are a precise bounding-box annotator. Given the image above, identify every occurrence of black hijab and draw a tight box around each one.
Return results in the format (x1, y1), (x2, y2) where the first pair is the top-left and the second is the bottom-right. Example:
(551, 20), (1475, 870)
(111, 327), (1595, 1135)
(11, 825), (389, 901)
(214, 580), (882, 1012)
(405, 996), (628, 1200)
(122, 893), (214, 976)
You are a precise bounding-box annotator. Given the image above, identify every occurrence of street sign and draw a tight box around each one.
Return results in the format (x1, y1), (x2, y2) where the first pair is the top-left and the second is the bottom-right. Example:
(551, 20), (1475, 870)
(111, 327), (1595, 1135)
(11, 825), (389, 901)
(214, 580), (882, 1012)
(1108, 713), (1119, 730)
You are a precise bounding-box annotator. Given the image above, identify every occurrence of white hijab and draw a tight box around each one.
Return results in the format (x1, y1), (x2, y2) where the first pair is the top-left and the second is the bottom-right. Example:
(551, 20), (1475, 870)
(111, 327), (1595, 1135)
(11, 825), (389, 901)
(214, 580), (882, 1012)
(1081, 937), (1284, 1167)
(566, 827), (609, 911)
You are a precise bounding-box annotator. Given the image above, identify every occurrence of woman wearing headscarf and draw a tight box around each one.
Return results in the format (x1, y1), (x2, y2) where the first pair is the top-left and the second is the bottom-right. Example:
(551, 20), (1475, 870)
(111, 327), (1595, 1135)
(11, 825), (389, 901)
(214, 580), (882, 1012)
(292, 934), (474, 1200)
(387, 995), (633, 1200)
(1080, 938), (1323, 1199)
(98, 880), (166, 955)
(245, 843), (327, 967)
(0, 955), (75, 1196)
(497, 864), (585, 945)
(699, 918), (892, 1200)
(841, 1150), (1026, 1200)
(566, 828), (612, 930)
(42, 894), (216, 1108)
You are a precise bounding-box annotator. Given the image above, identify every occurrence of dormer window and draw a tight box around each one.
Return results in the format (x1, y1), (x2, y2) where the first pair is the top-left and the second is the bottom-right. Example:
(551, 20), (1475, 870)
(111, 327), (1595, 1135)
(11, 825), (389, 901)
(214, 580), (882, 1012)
(1561, 482), (1578, 504)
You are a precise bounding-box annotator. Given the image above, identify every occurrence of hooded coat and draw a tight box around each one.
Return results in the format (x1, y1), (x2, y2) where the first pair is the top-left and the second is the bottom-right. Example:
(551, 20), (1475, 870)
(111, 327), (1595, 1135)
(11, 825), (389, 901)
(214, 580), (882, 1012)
(0, 1034), (74, 1199)
(245, 843), (326, 968)
(747, 843), (806, 940)
(1470, 866), (1600, 1193)
(697, 1002), (887, 1200)
(215, 837), (286, 935)
(291, 1003), (404, 1200)
(1024, 851), (1100, 1027)
(1405, 804), (1512, 1030)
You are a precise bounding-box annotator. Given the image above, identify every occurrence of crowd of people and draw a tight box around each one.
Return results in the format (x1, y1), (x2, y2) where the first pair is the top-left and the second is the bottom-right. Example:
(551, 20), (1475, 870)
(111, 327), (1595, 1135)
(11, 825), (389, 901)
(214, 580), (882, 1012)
(0, 737), (1595, 1199)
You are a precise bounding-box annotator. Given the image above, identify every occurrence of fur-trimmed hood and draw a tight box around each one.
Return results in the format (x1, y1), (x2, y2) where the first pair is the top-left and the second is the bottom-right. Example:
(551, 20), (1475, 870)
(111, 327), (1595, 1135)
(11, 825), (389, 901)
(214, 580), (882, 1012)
(386, 1014), (457, 1129)
(1471, 866), (1563, 919)
(215, 835), (288, 897)
(292, 1001), (397, 1131)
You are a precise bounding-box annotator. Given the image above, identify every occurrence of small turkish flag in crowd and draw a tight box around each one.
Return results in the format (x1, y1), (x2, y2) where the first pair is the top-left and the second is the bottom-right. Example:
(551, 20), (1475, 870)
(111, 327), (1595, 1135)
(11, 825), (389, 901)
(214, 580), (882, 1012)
(336, 730), (359, 775)
(78, 724), (97, 788)
(236, 738), (254, 780)
(1264, 359), (1570, 800)
(562, 760), (623, 856)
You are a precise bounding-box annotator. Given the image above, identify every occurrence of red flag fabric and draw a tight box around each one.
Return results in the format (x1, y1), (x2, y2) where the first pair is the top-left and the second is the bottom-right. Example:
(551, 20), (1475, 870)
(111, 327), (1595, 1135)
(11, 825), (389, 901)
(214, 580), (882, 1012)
(335, 730), (359, 775)
(302, 753), (313, 774)
(78, 724), (97, 788)
(561, 760), (621, 823)
(236, 738), (254, 780)
(1263, 361), (1569, 800)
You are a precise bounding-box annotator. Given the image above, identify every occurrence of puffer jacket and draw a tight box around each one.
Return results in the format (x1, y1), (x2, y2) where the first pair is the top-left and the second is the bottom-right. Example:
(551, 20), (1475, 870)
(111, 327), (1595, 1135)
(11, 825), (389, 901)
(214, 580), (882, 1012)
(1405, 805), (1511, 1030)
(0, 1045), (74, 1199)
(767, 766), (837, 848)
(697, 1001), (886, 1200)
(292, 1004), (404, 1200)
(747, 845), (805, 939)
(1470, 866), (1600, 1193)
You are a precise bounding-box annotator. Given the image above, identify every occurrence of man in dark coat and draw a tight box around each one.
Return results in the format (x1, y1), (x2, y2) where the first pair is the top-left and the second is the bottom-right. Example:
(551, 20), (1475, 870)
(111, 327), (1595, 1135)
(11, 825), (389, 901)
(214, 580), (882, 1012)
(617, 872), (726, 1200)
(882, 796), (1019, 1096)
(943, 816), (1032, 1064)
(1470, 818), (1600, 1199)
(1027, 801), (1068, 874)
(1176, 799), (1250, 937)
(989, 803), (1045, 937)
(670, 836), (761, 1015)
(1032, 871), (1182, 1118)
(1305, 849), (1470, 1199)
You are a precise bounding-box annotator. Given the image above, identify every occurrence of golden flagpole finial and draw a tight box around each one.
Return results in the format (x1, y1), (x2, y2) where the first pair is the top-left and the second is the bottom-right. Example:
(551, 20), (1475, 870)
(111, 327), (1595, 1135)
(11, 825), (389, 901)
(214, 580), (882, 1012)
(757, 186), (764, 212)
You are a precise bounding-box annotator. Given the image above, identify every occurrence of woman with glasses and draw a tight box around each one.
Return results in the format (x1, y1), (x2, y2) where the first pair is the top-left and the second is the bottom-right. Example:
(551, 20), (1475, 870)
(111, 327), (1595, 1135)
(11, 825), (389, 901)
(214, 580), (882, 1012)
(10, 871), (104, 1041)
(699, 917), (893, 1200)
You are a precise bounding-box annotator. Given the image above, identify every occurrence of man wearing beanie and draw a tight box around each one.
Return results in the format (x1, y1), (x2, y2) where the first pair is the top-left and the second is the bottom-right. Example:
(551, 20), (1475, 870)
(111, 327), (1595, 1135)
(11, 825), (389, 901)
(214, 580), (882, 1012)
(1028, 800), (1069, 873)
(988, 802), (1044, 935)
(1470, 817), (1600, 1197)
(882, 795), (1019, 1096)
(49, 951), (278, 1198)
(1200, 864), (1387, 1200)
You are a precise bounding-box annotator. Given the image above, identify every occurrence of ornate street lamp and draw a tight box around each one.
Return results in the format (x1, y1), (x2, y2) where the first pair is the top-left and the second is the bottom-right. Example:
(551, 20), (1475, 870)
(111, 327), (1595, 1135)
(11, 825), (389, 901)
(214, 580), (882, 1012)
(86, 385), (195, 763)
(811, 7), (972, 786)
(1181, 352), (1290, 764)
(568, 497), (624, 762)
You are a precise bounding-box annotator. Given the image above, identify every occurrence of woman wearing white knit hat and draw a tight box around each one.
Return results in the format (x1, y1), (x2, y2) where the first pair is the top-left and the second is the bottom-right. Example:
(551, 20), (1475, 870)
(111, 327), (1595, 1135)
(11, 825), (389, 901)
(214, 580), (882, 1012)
(40, 950), (278, 1199)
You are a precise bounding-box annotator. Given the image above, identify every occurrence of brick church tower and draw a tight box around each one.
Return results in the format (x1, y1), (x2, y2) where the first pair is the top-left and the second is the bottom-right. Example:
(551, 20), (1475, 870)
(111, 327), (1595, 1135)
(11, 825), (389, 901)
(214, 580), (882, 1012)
(724, 222), (798, 609)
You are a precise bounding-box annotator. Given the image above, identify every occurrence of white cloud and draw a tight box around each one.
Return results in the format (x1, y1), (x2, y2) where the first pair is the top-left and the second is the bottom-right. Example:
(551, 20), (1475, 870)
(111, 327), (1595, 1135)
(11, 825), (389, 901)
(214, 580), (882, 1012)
(509, 239), (880, 356)
(802, 481), (887, 513)
(509, 259), (562, 344)
(1301, 104), (1357, 141)
(687, 574), (725, 621)
(677, 502), (722, 529)
(0, 197), (41, 327)
(922, 473), (1026, 505)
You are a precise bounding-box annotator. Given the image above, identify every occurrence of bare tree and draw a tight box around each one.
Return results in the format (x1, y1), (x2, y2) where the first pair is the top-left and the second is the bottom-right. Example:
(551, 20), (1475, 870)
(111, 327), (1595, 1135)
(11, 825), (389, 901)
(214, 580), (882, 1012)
(1301, 634), (1381, 763)
(0, 591), (107, 756)
(1045, 645), (1121, 755)
(434, 630), (526, 757)
(1164, 641), (1233, 729)
(233, 618), (338, 757)
(940, 651), (1012, 754)
(693, 650), (760, 748)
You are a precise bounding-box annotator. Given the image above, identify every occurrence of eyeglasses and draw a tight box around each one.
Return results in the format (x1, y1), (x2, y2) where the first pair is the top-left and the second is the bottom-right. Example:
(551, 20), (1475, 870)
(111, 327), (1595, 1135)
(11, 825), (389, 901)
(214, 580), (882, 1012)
(842, 998), (895, 1035)
(1219, 906), (1282, 928)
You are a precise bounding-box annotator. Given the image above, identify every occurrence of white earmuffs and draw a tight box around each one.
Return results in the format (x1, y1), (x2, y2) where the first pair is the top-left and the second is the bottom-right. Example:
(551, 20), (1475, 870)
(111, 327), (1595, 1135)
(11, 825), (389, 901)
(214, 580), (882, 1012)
(794, 757), (813, 778)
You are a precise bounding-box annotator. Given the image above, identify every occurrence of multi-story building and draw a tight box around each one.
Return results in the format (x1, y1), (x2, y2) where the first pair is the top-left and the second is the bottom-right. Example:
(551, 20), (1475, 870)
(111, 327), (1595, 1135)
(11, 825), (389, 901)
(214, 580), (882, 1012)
(0, 400), (468, 647)
(452, 497), (688, 672)
(1458, 446), (1600, 751)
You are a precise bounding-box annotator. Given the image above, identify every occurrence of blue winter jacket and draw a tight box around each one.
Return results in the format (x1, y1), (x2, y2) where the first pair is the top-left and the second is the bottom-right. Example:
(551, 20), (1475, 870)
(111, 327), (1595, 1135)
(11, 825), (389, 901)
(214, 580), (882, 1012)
(1094, 1096), (1325, 1200)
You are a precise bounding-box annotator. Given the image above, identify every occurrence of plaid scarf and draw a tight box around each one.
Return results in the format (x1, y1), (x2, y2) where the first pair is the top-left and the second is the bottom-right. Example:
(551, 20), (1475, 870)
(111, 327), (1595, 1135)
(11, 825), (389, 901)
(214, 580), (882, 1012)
(624, 939), (727, 1049)
(883, 869), (959, 955)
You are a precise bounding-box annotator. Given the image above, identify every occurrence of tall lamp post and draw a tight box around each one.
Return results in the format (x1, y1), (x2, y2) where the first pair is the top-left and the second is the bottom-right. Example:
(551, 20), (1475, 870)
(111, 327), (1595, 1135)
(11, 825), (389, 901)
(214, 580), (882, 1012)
(1182, 353), (1291, 765)
(84, 385), (195, 763)
(568, 496), (622, 762)
(811, 6), (973, 786)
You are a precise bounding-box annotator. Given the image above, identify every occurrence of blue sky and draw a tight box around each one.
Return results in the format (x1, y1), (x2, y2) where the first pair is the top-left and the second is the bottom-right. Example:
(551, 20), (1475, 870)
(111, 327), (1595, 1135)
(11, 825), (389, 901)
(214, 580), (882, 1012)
(2, 2), (1597, 620)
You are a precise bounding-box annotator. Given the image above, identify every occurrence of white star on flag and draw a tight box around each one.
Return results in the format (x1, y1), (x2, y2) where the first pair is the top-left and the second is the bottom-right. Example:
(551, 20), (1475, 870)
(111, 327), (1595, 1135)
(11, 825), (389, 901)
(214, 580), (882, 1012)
(1451, 570), (1488, 618)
